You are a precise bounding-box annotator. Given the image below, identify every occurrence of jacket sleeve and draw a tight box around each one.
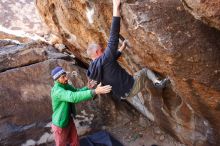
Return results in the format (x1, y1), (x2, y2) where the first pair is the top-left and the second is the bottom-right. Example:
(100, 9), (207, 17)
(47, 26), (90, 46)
(102, 17), (121, 61)
(54, 87), (93, 103)
(67, 84), (89, 91)
(66, 84), (77, 92)
(76, 86), (89, 91)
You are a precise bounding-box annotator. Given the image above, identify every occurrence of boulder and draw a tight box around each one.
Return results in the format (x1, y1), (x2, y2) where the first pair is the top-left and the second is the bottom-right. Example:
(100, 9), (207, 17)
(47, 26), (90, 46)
(35, 0), (220, 145)
(180, 0), (220, 30)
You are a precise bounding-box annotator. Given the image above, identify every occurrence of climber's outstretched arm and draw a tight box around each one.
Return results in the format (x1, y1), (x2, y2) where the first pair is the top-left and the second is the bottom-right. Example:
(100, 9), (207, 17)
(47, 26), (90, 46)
(103, 0), (121, 61)
(113, 0), (121, 17)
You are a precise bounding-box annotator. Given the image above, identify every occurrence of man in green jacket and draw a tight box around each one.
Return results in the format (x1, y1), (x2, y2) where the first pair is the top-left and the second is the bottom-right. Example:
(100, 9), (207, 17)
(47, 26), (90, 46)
(50, 66), (112, 146)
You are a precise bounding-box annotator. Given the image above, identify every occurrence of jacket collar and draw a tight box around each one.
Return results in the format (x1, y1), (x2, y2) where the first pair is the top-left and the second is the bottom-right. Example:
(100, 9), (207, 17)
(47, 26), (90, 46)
(54, 81), (66, 88)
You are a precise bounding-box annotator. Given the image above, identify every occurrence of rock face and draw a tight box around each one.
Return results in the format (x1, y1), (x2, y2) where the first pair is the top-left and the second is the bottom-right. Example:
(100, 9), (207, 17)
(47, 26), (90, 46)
(35, 0), (220, 145)
(0, 0), (47, 35)
(180, 0), (220, 30)
(0, 41), (67, 145)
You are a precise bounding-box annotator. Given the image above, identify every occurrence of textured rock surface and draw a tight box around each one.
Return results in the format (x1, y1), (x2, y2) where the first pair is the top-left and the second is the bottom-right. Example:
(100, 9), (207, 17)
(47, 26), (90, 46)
(0, 41), (69, 145)
(181, 0), (220, 30)
(36, 0), (220, 145)
(0, 31), (32, 43)
(0, 0), (47, 35)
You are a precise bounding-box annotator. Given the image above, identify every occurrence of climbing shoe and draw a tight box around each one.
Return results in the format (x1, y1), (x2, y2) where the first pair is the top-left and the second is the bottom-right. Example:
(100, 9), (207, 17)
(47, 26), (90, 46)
(154, 77), (170, 88)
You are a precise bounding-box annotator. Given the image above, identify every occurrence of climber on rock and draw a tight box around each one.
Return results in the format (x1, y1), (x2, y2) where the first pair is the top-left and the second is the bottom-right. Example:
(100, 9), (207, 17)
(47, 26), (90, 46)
(86, 0), (169, 101)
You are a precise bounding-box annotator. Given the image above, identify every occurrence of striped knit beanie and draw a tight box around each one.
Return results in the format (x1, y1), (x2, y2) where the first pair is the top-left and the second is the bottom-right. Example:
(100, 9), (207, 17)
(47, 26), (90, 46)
(51, 66), (66, 80)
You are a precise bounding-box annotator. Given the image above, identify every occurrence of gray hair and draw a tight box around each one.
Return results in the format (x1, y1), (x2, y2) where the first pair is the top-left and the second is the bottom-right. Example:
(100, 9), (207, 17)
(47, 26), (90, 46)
(87, 43), (100, 57)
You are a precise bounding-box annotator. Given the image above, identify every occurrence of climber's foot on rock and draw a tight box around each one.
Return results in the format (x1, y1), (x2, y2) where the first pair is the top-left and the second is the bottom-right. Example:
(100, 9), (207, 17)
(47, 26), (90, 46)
(154, 77), (170, 89)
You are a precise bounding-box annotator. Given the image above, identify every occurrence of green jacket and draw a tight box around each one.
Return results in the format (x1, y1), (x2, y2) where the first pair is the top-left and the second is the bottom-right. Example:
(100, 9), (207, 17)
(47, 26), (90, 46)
(51, 81), (94, 128)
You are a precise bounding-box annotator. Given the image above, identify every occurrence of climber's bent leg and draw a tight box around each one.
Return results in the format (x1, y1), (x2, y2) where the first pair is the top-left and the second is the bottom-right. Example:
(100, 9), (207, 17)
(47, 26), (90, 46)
(125, 68), (169, 98)
(125, 68), (149, 98)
